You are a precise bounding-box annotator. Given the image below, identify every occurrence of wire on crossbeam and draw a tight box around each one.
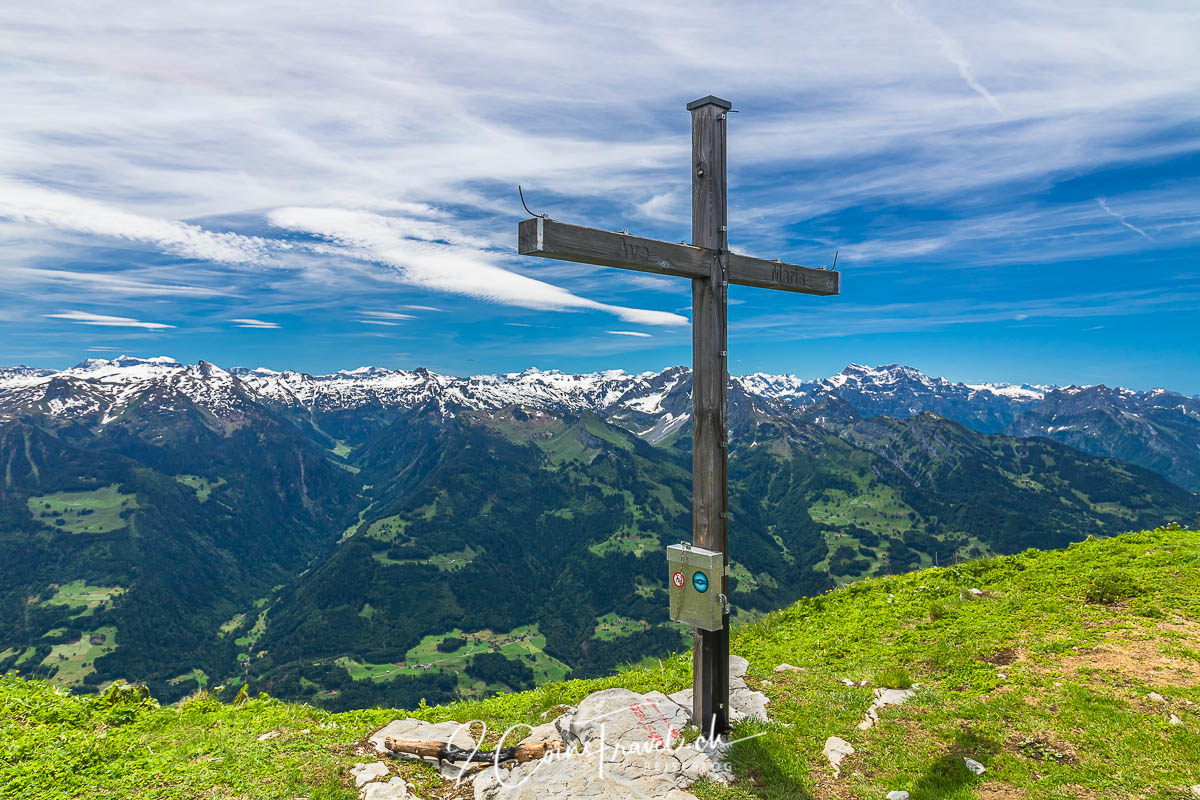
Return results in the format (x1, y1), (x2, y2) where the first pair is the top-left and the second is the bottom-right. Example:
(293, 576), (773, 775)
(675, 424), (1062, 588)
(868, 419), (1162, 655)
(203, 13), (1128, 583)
(518, 185), (549, 219)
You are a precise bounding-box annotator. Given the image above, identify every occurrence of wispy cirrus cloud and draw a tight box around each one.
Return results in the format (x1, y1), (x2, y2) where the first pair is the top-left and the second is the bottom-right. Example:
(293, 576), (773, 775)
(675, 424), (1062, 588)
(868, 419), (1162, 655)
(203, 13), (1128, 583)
(4, 266), (231, 298)
(269, 207), (688, 326)
(45, 310), (175, 329)
(0, 1), (1197, 382)
(230, 318), (279, 329)
(0, 181), (273, 265)
(606, 330), (652, 338)
(360, 311), (416, 321)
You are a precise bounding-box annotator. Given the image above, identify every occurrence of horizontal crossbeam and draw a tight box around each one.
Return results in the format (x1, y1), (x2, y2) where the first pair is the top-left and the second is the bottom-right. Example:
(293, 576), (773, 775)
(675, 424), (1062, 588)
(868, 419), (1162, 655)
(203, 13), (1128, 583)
(518, 217), (839, 296)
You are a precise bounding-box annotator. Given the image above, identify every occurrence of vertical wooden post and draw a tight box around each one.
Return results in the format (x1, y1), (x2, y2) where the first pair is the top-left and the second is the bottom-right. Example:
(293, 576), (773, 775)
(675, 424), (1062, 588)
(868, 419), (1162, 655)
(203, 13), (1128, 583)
(688, 94), (730, 735)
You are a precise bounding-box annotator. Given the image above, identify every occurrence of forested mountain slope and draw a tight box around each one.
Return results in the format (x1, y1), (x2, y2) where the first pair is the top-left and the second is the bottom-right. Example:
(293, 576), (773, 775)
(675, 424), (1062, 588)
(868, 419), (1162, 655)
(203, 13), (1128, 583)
(1, 356), (1197, 707)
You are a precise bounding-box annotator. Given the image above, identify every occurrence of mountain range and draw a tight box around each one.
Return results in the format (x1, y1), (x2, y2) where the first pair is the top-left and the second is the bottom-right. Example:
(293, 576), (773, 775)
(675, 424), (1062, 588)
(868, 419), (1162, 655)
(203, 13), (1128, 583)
(1, 356), (1196, 708)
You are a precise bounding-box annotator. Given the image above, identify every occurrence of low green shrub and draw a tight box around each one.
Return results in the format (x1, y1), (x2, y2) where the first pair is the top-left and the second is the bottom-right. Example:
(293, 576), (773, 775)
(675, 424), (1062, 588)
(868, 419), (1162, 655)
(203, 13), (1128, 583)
(873, 667), (913, 690)
(1085, 569), (1141, 604)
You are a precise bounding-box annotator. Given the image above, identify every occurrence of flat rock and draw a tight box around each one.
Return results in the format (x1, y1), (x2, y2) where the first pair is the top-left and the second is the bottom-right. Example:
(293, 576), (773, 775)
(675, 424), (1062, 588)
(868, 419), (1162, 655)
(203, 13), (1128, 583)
(963, 757), (986, 775)
(773, 663), (806, 673)
(472, 743), (725, 799)
(1191, 785), (1200, 798)
(351, 762), (390, 788)
(886, 792), (911, 800)
(561, 688), (689, 749)
(823, 736), (854, 777)
(475, 688), (731, 799)
(666, 686), (769, 725)
(362, 777), (409, 800)
(729, 655), (749, 689)
(1148, 692), (1166, 703)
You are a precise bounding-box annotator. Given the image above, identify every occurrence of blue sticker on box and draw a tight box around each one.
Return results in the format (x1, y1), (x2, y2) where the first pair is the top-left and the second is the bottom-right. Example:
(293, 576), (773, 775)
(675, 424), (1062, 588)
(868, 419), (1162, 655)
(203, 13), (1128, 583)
(692, 571), (709, 593)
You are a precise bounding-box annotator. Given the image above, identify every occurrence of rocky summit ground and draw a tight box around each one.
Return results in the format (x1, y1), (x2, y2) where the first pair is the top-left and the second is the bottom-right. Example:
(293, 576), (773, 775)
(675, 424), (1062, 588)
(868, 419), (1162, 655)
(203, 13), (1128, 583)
(4, 525), (1200, 799)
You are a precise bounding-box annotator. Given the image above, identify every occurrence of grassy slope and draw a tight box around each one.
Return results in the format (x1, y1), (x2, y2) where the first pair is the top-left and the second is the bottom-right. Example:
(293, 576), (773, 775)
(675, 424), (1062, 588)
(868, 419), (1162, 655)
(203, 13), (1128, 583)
(4, 527), (1199, 800)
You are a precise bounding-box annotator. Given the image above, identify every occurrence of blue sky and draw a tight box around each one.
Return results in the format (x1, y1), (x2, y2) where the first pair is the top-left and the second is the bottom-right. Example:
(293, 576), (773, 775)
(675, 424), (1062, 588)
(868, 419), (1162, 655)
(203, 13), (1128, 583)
(1, 2), (1198, 392)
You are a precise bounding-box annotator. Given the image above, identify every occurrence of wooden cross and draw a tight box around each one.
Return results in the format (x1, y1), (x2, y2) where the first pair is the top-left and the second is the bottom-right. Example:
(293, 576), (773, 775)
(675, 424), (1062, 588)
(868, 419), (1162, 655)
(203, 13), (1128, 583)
(516, 95), (840, 733)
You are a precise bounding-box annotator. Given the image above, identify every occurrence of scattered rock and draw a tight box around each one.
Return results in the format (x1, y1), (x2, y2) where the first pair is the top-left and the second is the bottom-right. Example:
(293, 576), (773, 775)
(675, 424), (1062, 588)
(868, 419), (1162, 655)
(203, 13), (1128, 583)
(665, 657), (769, 725)
(1148, 692), (1166, 703)
(731, 690), (769, 723)
(773, 663), (806, 673)
(540, 704), (572, 720)
(886, 792), (911, 800)
(351, 762), (390, 788)
(256, 730), (280, 742)
(823, 736), (855, 777)
(968, 588), (984, 596)
(856, 688), (916, 731)
(1191, 785), (1200, 798)
(1170, 714), (1183, 725)
(963, 757), (986, 775)
(840, 679), (857, 687)
(516, 720), (561, 744)
(361, 777), (408, 800)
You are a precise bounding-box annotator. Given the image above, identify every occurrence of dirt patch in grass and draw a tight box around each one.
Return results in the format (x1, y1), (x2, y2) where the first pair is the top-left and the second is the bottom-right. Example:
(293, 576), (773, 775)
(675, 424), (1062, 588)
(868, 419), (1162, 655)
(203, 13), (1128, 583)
(982, 646), (1022, 666)
(1160, 615), (1200, 637)
(810, 773), (855, 800)
(976, 782), (1028, 799)
(1059, 636), (1198, 686)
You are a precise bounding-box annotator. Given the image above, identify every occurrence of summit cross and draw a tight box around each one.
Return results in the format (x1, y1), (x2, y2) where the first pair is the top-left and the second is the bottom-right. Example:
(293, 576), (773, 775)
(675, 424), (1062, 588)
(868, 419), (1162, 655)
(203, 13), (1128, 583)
(516, 95), (841, 734)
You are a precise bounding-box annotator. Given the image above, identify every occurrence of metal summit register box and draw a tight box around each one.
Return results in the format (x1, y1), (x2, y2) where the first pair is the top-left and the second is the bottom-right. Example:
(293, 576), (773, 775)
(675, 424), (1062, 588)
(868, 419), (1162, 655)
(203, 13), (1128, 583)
(667, 542), (727, 631)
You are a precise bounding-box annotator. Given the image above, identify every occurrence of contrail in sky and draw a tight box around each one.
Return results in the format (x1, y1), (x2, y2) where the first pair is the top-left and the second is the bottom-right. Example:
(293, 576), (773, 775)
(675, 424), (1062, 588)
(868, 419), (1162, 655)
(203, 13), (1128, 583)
(888, 0), (1001, 111)
(1096, 197), (1152, 240)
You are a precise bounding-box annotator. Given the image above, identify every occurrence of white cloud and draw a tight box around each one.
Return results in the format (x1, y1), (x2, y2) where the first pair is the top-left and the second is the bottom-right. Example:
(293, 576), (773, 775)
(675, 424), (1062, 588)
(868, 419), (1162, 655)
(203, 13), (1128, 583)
(46, 310), (174, 329)
(270, 207), (688, 326)
(3, 266), (231, 297)
(231, 318), (279, 329)
(361, 311), (416, 320)
(0, 181), (273, 264)
(606, 330), (652, 338)
(1, 0), (1198, 361)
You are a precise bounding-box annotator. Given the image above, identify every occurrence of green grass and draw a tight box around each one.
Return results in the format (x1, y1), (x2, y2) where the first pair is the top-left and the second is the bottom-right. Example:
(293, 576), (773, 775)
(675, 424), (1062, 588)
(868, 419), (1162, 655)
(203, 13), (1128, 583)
(7, 526), (1200, 799)
(27, 485), (138, 534)
(399, 624), (572, 687)
(371, 545), (478, 571)
(39, 626), (116, 686)
(591, 612), (650, 641)
(173, 474), (225, 502)
(167, 668), (209, 689)
(39, 581), (125, 619)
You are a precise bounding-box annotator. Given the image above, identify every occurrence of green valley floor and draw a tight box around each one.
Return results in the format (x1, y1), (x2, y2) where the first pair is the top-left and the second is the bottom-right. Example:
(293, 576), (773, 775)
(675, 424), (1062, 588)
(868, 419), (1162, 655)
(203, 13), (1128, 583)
(4, 525), (1200, 799)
